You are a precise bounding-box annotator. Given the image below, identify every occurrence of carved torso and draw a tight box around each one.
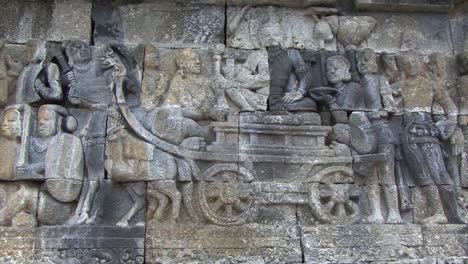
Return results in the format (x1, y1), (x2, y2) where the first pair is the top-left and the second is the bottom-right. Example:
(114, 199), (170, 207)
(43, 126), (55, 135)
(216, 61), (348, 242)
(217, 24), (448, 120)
(0, 138), (18, 180)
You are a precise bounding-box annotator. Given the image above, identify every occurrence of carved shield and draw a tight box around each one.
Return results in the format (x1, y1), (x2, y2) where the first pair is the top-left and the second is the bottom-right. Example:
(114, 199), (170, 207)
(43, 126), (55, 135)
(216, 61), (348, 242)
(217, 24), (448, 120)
(45, 134), (84, 181)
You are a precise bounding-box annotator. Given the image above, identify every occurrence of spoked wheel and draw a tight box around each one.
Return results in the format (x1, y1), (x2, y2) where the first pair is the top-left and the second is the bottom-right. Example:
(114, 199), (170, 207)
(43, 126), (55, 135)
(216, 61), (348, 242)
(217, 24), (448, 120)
(198, 164), (257, 226)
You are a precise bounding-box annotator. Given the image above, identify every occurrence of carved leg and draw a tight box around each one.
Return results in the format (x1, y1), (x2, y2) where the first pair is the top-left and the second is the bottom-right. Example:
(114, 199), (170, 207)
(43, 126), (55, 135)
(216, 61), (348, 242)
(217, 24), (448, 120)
(146, 184), (158, 221)
(76, 181), (100, 225)
(438, 185), (468, 224)
(420, 185), (447, 225)
(362, 185), (384, 224)
(226, 88), (254, 111)
(154, 192), (168, 220)
(383, 185), (403, 224)
(117, 185), (145, 227)
(180, 182), (197, 222)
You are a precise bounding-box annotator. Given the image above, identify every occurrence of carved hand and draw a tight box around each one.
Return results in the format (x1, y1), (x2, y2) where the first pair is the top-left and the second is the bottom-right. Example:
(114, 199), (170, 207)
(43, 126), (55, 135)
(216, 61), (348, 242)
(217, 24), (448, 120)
(449, 127), (464, 156)
(282, 91), (303, 104)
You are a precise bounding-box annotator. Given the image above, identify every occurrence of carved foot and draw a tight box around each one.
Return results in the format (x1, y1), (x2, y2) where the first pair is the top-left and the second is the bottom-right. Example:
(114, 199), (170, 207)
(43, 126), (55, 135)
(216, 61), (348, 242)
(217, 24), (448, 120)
(75, 213), (89, 225)
(116, 219), (129, 227)
(386, 211), (403, 224)
(361, 213), (384, 224)
(420, 214), (448, 225)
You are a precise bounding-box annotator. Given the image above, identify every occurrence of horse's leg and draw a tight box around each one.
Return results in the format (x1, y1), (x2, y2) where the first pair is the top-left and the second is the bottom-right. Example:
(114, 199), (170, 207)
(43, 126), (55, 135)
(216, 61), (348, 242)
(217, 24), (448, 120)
(146, 183), (158, 221)
(154, 191), (168, 220)
(154, 181), (181, 222)
(180, 182), (197, 221)
(116, 183), (145, 227)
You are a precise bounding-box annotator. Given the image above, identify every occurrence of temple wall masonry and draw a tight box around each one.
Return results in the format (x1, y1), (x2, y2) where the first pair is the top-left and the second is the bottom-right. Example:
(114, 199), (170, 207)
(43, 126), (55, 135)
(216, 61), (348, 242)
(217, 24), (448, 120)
(0, 0), (467, 263)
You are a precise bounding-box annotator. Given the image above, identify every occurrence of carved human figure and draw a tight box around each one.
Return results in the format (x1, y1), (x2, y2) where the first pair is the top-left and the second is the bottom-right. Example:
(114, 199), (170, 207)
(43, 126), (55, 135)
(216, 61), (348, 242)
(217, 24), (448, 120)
(310, 55), (364, 124)
(0, 105), (38, 226)
(0, 41), (21, 106)
(26, 105), (83, 223)
(261, 16), (316, 111)
(61, 40), (114, 225)
(393, 50), (467, 224)
(380, 52), (402, 85)
(354, 49), (402, 224)
(16, 41), (62, 104)
(215, 48), (270, 111)
(457, 52), (468, 125)
(163, 48), (227, 121)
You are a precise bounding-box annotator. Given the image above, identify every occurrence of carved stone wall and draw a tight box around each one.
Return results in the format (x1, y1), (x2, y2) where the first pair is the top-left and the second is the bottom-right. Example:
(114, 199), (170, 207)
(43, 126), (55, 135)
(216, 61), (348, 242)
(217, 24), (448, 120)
(0, 0), (467, 263)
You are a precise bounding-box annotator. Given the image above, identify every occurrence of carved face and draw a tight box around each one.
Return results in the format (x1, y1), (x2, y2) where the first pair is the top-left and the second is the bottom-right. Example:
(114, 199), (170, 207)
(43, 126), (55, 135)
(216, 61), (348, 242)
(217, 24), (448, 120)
(326, 58), (350, 84)
(1, 110), (22, 140)
(67, 41), (91, 65)
(259, 23), (282, 48)
(398, 53), (421, 77)
(229, 35), (245, 49)
(179, 51), (201, 74)
(292, 37), (305, 50)
(381, 53), (398, 72)
(357, 50), (378, 74)
(38, 109), (57, 138)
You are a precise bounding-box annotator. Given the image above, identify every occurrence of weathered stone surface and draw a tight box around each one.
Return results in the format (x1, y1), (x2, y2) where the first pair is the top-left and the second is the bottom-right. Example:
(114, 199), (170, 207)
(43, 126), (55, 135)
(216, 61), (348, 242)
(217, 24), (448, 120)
(354, 0), (452, 13)
(47, 0), (92, 42)
(0, 0), (91, 44)
(1, 2), (468, 263)
(118, 2), (225, 47)
(226, 6), (338, 50)
(365, 13), (453, 54)
(146, 223), (302, 263)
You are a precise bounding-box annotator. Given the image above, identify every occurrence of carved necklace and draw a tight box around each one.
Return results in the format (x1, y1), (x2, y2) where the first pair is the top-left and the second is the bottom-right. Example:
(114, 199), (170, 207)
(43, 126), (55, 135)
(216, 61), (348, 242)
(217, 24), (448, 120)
(72, 61), (92, 74)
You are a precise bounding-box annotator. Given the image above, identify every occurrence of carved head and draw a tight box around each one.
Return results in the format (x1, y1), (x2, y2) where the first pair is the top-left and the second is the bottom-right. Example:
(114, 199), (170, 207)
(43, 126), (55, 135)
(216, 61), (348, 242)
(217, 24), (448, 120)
(65, 40), (91, 65)
(380, 52), (398, 72)
(258, 10), (282, 48)
(396, 50), (421, 78)
(456, 52), (468, 75)
(356, 49), (378, 75)
(1, 107), (22, 140)
(37, 105), (72, 138)
(175, 49), (201, 74)
(326, 55), (351, 84)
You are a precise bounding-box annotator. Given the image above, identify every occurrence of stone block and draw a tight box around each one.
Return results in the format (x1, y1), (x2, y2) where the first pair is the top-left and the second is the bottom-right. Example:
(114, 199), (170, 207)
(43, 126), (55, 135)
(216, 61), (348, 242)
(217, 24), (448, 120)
(118, 2), (225, 47)
(146, 223), (302, 263)
(354, 0), (451, 13)
(364, 13), (453, 55)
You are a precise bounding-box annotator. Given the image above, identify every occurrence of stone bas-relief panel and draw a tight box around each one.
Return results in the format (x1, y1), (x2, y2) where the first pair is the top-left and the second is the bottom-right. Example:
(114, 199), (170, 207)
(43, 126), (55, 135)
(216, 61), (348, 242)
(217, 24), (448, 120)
(0, 2), (468, 262)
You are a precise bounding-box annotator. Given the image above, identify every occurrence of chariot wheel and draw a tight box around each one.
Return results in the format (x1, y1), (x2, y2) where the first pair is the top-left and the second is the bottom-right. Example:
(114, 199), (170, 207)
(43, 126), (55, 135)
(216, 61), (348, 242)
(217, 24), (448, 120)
(198, 164), (257, 226)
(308, 182), (359, 224)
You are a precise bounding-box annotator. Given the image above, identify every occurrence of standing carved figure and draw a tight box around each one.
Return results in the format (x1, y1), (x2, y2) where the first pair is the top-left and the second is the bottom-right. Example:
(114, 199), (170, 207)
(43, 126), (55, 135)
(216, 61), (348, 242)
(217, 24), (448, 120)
(0, 105), (38, 226)
(61, 40), (114, 225)
(393, 50), (467, 224)
(457, 52), (468, 126)
(355, 49), (402, 224)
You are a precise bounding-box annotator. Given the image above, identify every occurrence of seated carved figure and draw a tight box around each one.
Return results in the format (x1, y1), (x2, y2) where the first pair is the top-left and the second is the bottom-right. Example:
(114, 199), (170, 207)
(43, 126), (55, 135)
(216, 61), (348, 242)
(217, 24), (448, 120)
(163, 48), (227, 121)
(261, 16), (317, 111)
(215, 49), (270, 112)
(0, 105), (38, 226)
